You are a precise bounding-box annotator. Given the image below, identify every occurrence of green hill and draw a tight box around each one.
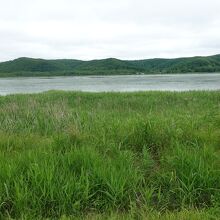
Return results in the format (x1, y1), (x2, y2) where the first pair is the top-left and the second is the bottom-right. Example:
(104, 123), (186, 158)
(0, 54), (220, 76)
(0, 58), (83, 76)
(130, 54), (220, 73)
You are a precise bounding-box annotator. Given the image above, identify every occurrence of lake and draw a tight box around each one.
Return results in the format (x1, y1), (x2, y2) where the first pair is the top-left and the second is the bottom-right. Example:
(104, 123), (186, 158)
(0, 73), (220, 95)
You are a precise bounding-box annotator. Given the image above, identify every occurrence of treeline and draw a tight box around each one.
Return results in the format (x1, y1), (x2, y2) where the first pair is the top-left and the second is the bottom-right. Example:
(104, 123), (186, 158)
(0, 54), (220, 76)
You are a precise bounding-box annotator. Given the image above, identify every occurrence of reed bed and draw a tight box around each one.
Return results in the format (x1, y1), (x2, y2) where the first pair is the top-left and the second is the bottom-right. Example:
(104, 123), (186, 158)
(0, 91), (219, 219)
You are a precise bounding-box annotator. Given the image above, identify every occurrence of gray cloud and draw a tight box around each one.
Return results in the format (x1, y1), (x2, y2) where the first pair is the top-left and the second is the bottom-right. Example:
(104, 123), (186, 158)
(0, 0), (220, 61)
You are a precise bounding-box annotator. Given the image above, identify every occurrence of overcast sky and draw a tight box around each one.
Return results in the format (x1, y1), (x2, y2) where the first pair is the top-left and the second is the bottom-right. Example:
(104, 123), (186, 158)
(0, 0), (220, 61)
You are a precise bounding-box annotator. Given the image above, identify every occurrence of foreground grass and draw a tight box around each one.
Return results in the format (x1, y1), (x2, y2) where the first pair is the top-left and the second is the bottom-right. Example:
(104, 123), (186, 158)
(0, 91), (220, 219)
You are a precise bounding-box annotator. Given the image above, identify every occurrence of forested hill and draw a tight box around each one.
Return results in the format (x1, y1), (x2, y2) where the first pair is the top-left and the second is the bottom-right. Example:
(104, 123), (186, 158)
(0, 54), (220, 76)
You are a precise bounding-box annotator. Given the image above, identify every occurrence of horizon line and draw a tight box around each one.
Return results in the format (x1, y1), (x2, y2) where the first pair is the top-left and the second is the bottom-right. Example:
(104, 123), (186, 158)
(1, 53), (220, 63)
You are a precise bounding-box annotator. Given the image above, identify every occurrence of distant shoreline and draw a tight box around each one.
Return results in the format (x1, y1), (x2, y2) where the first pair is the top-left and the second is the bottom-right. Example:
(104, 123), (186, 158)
(0, 72), (220, 78)
(0, 54), (220, 77)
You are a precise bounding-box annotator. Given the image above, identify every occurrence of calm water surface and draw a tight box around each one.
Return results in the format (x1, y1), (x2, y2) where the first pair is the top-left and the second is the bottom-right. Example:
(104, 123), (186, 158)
(0, 73), (220, 95)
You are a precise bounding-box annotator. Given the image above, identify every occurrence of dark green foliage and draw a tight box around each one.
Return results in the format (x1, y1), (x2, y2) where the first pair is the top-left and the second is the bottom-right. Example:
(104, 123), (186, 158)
(130, 54), (220, 73)
(0, 54), (220, 76)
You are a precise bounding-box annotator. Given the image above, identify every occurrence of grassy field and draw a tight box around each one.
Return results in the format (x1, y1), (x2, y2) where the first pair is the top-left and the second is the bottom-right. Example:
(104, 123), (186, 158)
(0, 91), (220, 219)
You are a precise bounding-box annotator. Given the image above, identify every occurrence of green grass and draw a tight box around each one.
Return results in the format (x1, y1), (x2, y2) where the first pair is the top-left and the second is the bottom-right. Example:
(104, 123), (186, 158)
(0, 91), (220, 219)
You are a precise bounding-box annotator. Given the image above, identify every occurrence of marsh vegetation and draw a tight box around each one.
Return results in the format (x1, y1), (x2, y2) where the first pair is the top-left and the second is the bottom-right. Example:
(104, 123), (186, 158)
(0, 91), (219, 219)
